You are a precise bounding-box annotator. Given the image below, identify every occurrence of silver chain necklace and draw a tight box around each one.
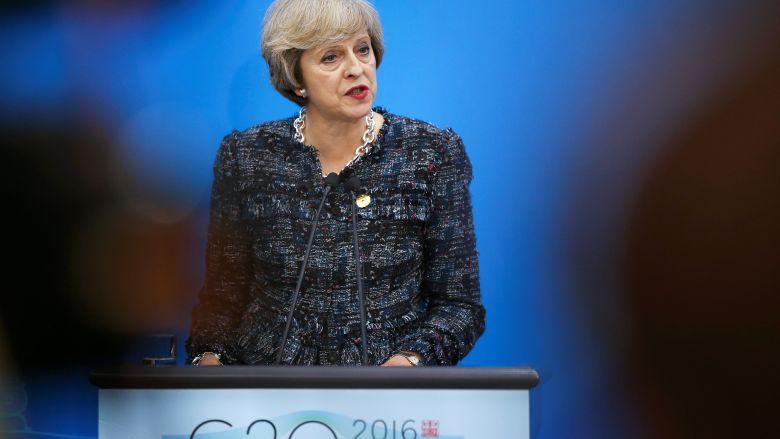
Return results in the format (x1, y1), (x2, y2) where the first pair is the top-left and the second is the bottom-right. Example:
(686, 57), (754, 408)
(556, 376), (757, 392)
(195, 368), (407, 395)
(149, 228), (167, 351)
(294, 106), (376, 176)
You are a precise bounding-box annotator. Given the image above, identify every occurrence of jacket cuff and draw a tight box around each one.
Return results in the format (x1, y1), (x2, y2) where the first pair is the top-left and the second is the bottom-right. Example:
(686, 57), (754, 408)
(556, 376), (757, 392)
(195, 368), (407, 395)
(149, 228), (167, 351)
(395, 327), (458, 366)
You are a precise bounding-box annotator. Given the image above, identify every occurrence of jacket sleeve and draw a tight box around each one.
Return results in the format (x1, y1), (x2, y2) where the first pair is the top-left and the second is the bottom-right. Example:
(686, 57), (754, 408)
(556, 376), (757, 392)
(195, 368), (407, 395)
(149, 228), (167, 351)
(395, 129), (486, 365)
(185, 131), (253, 364)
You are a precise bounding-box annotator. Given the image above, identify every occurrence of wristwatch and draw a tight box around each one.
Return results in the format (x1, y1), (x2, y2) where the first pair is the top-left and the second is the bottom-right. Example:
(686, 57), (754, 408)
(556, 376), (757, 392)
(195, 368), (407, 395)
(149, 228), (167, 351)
(398, 351), (422, 366)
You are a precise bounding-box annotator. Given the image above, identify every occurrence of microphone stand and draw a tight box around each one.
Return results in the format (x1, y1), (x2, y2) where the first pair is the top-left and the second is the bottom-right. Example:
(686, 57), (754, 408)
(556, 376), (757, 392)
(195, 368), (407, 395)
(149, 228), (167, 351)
(345, 176), (369, 366)
(276, 172), (341, 365)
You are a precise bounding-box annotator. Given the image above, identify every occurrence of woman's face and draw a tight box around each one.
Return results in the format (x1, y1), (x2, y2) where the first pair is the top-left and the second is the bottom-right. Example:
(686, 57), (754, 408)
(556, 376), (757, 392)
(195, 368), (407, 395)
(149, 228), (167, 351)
(297, 30), (377, 121)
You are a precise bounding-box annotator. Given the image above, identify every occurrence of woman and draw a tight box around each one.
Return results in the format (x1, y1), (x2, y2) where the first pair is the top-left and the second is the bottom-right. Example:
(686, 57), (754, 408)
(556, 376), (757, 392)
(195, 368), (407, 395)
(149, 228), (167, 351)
(186, 0), (484, 366)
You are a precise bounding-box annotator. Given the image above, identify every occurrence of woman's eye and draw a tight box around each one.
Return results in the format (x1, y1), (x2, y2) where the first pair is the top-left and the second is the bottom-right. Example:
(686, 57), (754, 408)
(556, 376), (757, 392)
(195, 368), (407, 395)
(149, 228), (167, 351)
(358, 45), (371, 55)
(322, 53), (337, 63)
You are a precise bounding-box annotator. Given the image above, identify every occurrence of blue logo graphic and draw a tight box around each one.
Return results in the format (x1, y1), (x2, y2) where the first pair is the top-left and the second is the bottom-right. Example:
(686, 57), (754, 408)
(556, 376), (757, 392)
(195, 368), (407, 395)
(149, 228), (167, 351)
(163, 410), (465, 439)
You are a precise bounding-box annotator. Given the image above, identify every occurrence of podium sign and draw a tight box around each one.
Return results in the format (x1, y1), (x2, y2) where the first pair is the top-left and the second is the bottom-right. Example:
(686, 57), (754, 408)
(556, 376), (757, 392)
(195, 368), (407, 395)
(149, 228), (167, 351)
(91, 366), (538, 439)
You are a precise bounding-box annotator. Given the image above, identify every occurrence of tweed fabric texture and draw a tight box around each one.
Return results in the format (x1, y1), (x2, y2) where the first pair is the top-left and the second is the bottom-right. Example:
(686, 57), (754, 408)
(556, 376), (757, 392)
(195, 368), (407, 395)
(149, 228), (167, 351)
(186, 108), (485, 365)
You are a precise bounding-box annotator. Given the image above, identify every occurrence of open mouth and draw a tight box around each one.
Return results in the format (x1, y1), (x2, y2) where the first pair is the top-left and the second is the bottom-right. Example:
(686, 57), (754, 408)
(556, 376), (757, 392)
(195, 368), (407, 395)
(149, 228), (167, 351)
(346, 85), (368, 95)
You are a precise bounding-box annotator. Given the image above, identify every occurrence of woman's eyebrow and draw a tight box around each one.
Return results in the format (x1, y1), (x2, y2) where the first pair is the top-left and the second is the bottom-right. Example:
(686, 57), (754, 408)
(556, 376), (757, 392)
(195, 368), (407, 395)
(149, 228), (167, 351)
(323, 35), (370, 49)
(317, 45), (340, 54)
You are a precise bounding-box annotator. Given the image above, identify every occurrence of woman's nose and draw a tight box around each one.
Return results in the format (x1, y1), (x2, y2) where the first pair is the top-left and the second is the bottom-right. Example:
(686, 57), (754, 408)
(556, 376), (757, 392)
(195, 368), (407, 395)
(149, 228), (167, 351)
(343, 52), (363, 78)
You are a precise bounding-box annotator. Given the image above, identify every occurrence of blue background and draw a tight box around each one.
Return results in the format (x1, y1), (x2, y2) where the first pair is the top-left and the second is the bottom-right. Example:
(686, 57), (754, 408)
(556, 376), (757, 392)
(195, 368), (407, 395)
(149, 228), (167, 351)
(1, 1), (778, 437)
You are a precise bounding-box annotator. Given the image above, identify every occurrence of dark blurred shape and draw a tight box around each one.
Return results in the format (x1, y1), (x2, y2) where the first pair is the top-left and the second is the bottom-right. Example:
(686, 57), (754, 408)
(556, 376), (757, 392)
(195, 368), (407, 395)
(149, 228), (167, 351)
(0, 0), (178, 16)
(0, 114), (198, 371)
(0, 1), (55, 15)
(622, 54), (780, 436)
(70, 204), (198, 333)
(0, 115), (116, 371)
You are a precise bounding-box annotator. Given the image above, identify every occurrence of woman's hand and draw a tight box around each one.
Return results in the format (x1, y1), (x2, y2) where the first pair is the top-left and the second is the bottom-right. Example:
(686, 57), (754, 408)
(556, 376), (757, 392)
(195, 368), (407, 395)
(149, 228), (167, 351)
(381, 355), (413, 366)
(195, 352), (222, 366)
(381, 352), (422, 367)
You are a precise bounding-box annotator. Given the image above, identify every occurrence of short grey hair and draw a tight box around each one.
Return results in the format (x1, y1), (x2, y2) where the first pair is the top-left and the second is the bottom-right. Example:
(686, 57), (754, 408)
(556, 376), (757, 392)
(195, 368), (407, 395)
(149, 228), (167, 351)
(261, 0), (384, 106)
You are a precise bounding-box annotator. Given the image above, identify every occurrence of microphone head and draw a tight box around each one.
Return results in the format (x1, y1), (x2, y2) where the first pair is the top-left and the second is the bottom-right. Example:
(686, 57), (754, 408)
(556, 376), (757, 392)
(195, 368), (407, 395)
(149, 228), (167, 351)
(324, 172), (341, 187)
(344, 176), (362, 192)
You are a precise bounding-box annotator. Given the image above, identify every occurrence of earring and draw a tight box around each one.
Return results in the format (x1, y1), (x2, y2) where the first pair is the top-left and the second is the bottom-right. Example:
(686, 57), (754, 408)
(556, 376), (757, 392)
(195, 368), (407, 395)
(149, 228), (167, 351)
(299, 89), (307, 98)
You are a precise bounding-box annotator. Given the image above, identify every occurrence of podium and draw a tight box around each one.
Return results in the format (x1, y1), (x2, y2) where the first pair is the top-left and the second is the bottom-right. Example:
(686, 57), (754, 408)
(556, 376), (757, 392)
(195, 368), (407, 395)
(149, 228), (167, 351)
(90, 366), (539, 439)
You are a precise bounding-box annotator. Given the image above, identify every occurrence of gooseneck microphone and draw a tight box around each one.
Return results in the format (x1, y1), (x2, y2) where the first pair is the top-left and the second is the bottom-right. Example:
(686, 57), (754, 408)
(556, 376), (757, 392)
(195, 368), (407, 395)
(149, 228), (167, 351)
(276, 172), (341, 365)
(344, 176), (369, 365)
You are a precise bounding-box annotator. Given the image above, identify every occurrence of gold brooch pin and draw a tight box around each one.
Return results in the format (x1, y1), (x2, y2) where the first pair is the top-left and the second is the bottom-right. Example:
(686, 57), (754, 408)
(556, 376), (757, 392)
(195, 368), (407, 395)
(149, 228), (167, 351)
(356, 194), (371, 208)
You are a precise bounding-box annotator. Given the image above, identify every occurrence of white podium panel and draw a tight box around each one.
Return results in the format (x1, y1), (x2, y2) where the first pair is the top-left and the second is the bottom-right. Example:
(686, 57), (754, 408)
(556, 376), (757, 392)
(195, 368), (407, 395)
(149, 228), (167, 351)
(99, 388), (529, 439)
(90, 366), (538, 439)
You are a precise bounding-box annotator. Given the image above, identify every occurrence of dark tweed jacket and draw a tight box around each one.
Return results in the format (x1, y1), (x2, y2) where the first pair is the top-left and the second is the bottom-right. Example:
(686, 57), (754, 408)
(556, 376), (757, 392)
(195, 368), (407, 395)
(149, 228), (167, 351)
(186, 108), (485, 366)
